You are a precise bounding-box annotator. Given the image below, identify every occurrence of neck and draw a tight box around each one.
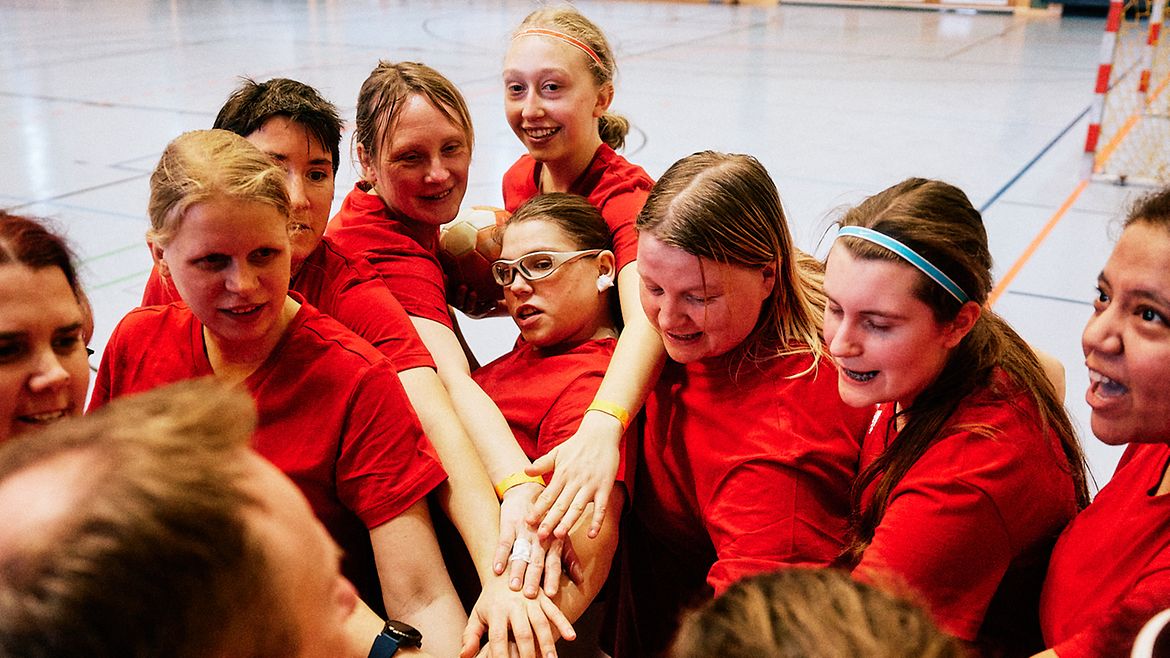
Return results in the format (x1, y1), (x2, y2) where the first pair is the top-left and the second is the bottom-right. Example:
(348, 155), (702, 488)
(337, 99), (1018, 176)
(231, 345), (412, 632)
(539, 137), (602, 193)
(204, 296), (300, 384)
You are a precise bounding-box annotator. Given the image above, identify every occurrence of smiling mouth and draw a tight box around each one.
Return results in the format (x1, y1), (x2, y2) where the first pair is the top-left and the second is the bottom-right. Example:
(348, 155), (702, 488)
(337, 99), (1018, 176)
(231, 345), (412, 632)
(1088, 368), (1128, 398)
(524, 127), (560, 140)
(289, 222), (312, 235)
(17, 409), (68, 425)
(842, 367), (878, 383)
(665, 330), (702, 344)
(421, 188), (453, 202)
(222, 303), (264, 318)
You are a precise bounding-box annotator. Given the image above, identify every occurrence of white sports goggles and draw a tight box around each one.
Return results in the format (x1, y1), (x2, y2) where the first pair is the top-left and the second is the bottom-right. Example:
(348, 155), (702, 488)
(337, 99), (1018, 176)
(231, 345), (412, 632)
(490, 249), (603, 286)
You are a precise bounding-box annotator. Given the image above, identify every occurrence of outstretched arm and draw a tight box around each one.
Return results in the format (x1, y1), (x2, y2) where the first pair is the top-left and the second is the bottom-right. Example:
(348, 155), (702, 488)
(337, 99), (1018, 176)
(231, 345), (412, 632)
(371, 501), (467, 658)
(526, 262), (664, 539)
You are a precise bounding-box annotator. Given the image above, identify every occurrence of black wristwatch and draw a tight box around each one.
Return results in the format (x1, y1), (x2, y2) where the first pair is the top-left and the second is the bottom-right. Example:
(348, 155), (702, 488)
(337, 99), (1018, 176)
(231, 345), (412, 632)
(368, 619), (422, 657)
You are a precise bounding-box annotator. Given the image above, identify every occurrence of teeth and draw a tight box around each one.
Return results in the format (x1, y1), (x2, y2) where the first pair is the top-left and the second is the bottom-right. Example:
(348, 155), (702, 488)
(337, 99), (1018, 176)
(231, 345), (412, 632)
(226, 305), (261, 315)
(525, 127), (558, 139)
(1088, 369), (1128, 397)
(843, 367), (878, 383)
(20, 410), (66, 423)
(667, 331), (701, 341)
(424, 189), (451, 201)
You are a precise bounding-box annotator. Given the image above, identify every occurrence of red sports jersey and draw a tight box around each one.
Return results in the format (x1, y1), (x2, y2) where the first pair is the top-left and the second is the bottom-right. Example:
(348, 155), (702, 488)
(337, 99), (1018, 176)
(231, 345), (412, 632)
(502, 144), (652, 273)
(90, 298), (447, 616)
(1040, 442), (1170, 658)
(853, 370), (1080, 654)
(611, 351), (870, 657)
(141, 235), (435, 371)
(471, 337), (627, 482)
(326, 182), (452, 329)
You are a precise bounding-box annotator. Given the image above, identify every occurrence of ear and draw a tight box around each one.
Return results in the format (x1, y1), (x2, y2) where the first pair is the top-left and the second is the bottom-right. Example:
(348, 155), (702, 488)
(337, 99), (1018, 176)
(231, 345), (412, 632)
(149, 240), (170, 279)
(942, 301), (982, 348)
(356, 143), (376, 185)
(597, 250), (616, 280)
(759, 262), (777, 298)
(593, 82), (615, 118)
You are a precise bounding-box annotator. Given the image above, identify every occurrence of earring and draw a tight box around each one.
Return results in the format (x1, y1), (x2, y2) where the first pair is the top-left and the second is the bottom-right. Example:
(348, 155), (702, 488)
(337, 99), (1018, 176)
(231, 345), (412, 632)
(596, 274), (614, 292)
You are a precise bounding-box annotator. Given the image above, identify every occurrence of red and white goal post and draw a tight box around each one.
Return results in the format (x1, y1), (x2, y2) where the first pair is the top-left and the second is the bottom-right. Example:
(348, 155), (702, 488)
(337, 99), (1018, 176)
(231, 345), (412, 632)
(1084, 0), (1170, 186)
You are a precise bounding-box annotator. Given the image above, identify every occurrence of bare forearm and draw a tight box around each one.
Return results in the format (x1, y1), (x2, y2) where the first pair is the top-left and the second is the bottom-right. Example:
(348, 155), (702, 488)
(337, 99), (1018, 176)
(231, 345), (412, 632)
(399, 367), (500, 580)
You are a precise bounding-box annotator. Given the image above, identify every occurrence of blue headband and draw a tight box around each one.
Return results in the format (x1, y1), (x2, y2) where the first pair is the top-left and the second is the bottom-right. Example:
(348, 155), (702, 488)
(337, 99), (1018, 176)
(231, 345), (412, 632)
(836, 226), (970, 304)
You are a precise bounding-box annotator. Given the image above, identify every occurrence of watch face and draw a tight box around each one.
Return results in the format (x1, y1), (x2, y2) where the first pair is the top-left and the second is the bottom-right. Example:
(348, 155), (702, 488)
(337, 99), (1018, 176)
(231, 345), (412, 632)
(384, 619), (423, 648)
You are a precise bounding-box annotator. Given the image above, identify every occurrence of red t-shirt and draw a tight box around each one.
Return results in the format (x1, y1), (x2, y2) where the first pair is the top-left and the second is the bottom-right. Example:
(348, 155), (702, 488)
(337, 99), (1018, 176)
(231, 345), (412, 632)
(141, 236), (435, 372)
(470, 337), (627, 482)
(854, 372), (1080, 654)
(1040, 442), (1170, 658)
(612, 351), (869, 657)
(89, 298), (447, 615)
(502, 144), (652, 273)
(326, 182), (452, 329)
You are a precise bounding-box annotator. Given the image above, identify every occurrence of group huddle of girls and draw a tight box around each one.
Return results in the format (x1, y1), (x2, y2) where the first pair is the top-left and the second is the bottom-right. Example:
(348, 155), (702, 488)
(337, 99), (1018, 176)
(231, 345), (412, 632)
(4, 5), (1170, 658)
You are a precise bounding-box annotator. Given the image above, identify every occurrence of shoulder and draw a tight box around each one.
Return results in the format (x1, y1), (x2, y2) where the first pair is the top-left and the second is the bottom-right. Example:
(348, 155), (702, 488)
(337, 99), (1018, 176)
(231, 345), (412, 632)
(289, 304), (389, 369)
(590, 145), (655, 193)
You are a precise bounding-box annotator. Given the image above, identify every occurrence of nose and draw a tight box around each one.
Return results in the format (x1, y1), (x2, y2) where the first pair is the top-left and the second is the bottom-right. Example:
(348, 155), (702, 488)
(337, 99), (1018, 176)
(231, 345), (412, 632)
(287, 173), (310, 212)
(27, 348), (71, 394)
(506, 272), (533, 297)
(1082, 304), (1122, 357)
(424, 156), (451, 185)
(521, 91), (543, 120)
(224, 261), (259, 295)
(827, 316), (861, 359)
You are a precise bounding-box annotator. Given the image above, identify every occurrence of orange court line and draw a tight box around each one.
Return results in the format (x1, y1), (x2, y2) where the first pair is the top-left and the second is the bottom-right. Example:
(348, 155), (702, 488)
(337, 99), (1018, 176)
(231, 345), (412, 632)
(989, 67), (1170, 308)
(988, 178), (1089, 308)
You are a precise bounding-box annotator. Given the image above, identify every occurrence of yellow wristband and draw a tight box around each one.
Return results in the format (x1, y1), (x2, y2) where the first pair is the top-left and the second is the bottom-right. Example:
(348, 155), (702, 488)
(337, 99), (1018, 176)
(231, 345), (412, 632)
(495, 472), (545, 500)
(587, 399), (631, 431)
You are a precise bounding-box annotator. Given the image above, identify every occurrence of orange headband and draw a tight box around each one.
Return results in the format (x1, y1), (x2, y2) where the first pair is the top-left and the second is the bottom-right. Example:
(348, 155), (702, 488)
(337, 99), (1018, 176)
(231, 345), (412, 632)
(513, 28), (606, 72)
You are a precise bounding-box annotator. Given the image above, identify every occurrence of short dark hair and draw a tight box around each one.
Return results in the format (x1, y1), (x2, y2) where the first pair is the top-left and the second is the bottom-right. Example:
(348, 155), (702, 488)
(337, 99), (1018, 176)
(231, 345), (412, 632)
(1126, 185), (1170, 230)
(214, 77), (343, 174)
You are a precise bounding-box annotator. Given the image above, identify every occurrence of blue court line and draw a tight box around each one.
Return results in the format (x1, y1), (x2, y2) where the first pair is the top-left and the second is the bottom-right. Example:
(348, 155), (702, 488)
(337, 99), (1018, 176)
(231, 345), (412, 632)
(978, 103), (1092, 215)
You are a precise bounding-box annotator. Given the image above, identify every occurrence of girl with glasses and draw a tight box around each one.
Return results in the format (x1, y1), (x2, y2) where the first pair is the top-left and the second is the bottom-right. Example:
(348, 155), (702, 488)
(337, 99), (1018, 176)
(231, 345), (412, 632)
(462, 192), (625, 658)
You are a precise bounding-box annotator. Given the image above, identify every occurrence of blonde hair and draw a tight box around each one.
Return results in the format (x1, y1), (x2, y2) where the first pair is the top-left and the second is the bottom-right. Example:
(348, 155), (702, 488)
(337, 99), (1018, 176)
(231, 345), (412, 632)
(514, 5), (629, 150)
(637, 151), (825, 368)
(0, 379), (297, 658)
(672, 568), (968, 658)
(147, 129), (289, 247)
(354, 60), (474, 176)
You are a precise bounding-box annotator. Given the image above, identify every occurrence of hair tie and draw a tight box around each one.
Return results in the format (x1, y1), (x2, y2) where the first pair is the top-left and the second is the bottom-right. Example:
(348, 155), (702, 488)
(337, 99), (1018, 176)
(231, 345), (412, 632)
(836, 226), (970, 304)
(514, 28), (606, 71)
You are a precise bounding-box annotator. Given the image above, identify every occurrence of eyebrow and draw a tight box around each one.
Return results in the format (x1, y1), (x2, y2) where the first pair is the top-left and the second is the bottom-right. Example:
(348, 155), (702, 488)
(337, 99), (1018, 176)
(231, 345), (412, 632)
(825, 294), (908, 320)
(1099, 272), (1170, 307)
(266, 152), (333, 167)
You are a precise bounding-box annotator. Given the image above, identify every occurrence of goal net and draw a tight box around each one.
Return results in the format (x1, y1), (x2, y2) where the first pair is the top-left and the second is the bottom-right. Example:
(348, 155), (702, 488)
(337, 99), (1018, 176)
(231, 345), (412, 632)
(1086, 0), (1170, 185)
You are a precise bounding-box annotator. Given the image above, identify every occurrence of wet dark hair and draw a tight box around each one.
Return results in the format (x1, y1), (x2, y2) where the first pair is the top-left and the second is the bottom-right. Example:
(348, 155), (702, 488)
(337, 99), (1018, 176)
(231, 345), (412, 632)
(213, 77), (342, 175)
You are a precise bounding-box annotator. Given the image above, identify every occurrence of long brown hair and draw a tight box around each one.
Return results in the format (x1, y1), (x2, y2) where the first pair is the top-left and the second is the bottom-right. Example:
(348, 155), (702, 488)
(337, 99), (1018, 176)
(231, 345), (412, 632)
(637, 151), (825, 369)
(837, 178), (1090, 563)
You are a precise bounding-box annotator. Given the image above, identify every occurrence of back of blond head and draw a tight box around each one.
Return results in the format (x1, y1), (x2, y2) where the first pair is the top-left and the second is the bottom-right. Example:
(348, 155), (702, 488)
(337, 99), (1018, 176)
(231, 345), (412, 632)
(515, 5), (629, 150)
(672, 568), (968, 658)
(147, 129), (290, 247)
(0, 379), (295, 658)
(637, 151), (825, 366)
